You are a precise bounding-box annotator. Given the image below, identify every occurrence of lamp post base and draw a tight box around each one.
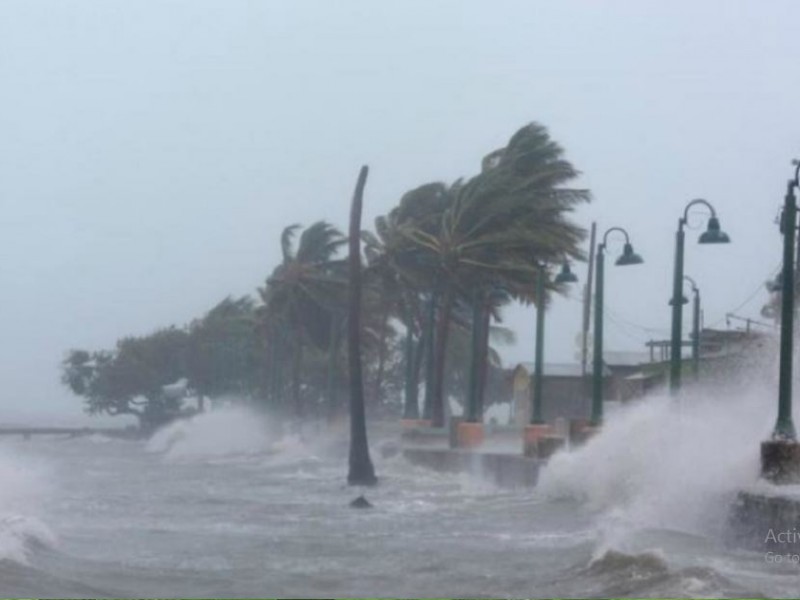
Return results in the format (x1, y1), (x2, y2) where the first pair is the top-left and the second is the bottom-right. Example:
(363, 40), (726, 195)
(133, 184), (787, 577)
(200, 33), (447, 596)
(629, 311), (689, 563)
(726, 490), (800, 552)
(761, 440), (800, 484)
(456, 422), (485, 449)
(522, 424), (553, 457)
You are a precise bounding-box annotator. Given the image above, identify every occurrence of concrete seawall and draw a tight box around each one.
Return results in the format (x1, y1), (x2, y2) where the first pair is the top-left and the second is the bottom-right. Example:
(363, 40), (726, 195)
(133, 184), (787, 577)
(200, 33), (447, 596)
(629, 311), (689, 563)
(402, 447), (541, 488)
(727, 489), (800, 552)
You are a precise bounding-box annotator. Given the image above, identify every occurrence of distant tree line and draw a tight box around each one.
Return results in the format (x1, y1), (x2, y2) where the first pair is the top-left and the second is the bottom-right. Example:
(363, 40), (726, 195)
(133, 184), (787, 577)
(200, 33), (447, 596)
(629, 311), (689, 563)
(60, 122), (590, 434)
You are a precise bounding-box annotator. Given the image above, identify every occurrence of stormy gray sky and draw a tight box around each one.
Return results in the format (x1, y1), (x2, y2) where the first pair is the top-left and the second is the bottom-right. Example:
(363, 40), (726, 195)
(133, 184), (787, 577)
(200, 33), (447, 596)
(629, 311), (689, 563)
(0, 0), (796, 422)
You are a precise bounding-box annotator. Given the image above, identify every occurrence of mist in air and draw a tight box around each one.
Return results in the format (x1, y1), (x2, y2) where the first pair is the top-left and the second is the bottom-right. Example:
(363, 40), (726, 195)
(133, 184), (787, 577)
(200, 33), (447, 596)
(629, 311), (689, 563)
(0, 1), (799, 597)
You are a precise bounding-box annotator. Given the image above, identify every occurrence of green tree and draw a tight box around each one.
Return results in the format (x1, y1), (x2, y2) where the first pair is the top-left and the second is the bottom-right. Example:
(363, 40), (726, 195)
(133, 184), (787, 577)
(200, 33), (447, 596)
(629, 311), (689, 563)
(363, 183), (450, 421)
(61, 327), (192, 433)
(402, 123), (590, 426)
(186, 296), (260, 409)
(258, 221), (347, 422)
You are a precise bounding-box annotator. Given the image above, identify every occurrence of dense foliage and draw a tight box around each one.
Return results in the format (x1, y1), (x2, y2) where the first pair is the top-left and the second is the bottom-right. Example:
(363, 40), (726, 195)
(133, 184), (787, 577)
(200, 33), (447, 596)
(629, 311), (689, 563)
(60, 122), (589, 432)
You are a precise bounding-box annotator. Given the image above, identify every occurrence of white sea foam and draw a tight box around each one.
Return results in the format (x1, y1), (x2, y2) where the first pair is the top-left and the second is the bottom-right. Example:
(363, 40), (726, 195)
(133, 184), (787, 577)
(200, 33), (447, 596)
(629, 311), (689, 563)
(146, 408), (277, 460)
(0, 446), (56, 563)
(144, 407), (324, 465)
(538, 378), (779, 544)
(0, 515), (57, 562)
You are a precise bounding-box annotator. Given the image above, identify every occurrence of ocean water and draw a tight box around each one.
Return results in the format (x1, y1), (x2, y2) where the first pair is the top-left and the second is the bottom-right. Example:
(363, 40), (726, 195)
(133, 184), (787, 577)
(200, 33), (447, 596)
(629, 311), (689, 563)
(0, 398), (798, 598)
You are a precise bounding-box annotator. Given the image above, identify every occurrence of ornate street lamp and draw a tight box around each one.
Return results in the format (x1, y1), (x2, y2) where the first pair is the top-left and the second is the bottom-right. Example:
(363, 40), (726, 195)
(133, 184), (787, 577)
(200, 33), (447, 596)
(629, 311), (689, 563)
(530, 262), (578, 425)
(762, 161), (800, 484)
(591, 228), (644, 427)
(773, 162), (800, 442)
(669, 200), (730, 394)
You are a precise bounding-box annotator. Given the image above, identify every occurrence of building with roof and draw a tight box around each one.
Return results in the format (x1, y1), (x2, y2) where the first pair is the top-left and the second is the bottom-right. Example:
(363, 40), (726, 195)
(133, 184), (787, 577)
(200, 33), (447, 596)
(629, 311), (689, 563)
(509, 362), (612, 426)
(507, 326), (771, 427)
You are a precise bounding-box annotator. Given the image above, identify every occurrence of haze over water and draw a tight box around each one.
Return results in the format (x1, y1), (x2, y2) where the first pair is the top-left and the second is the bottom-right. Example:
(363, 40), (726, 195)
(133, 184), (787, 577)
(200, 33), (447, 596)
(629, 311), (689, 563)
(1, 0), (797, 420)
(3, 2), (800, 598)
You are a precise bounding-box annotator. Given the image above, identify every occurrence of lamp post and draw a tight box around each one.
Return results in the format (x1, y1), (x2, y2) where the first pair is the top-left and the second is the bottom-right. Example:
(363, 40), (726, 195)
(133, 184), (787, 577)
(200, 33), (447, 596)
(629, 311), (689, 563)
(590, 227), (644, 427)
(669, 199), (730, 394)
(686, 276), (701, 380)
(671, 276), (701, 379)
(762, 161), (800, 484)
(522, 262), (577, 456)
(531, 262), (578, 424)
(774, 162), (800, 441)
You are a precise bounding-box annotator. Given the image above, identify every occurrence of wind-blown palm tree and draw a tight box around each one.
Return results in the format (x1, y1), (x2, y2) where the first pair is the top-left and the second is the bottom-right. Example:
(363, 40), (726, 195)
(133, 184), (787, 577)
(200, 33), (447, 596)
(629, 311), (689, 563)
(402, 123), (590, 427)
(258, 221), (347, 422)
(362, 183), (450, 421)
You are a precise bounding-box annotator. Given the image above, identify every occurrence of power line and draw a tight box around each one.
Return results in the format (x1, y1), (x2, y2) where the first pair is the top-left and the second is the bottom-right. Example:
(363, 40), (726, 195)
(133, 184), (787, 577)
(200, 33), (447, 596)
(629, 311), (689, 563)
(705, 262), (781, 329)
(605, 307), (670, 335)
(606, 316), (649, 344)
(555, 262), (781, 342)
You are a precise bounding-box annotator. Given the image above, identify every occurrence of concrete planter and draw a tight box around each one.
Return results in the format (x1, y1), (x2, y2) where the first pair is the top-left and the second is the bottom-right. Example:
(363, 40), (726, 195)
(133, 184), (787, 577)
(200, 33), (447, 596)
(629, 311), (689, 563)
(456, 421), (485, 449)
(522, 424), (553, 457)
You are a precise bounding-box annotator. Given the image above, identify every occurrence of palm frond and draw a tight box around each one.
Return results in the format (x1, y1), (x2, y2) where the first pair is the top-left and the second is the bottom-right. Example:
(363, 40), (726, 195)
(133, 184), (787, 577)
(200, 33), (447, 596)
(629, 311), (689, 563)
(280, 224), (301, 262)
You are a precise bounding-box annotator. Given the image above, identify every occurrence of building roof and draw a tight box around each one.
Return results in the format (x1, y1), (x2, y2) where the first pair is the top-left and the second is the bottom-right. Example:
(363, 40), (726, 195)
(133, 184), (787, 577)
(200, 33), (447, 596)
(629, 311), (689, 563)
(604, 351), (655, 367)
(514, 362), (612, 377)
(624, 371), (662, 381)
(701, 327), (769, 342)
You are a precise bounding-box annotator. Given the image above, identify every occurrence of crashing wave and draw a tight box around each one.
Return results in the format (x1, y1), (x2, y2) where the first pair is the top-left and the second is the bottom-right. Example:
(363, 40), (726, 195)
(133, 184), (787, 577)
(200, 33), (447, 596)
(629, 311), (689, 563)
(146, 407), (295, 461)
(0, 515), (57, 564)
(537, 385), (773, 537)
(0, 449), (55, 565)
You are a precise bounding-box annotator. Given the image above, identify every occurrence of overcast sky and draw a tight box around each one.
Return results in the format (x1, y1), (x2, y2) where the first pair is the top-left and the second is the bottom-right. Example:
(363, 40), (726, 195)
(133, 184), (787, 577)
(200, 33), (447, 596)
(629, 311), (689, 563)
(0, 0), (797, 422)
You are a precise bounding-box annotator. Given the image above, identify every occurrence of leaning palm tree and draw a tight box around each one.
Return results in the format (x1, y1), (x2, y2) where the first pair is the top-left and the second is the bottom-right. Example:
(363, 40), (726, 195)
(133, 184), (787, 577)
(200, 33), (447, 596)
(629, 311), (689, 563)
(363, 183), (451, 421)
(258, 221), (347, 423)
(402, 122), (590, 427)
(463, 286), (514, 421)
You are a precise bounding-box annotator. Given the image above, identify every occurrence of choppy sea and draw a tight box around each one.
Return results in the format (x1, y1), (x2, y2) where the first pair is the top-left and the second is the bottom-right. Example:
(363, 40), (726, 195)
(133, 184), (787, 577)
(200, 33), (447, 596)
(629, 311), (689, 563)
(1, 394), (798, 598)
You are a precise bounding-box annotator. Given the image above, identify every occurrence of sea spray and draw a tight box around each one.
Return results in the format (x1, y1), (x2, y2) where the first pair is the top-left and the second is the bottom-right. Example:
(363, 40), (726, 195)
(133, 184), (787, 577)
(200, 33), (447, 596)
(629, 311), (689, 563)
(0, 443), (56, 563)
(146, 407), (276, 460)
(538, 379), (783, 545)
(145, 406), (324, 465)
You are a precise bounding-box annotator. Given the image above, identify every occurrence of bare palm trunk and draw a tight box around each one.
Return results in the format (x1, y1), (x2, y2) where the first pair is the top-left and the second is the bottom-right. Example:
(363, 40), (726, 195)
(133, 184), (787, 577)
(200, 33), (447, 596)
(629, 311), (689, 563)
(431, 284), (455, 428)
(274, 349), (284, 410)
(465, 291), (484, 422)
(422, 292), (437, 420)
(291, 341), (304, 427)
(370, 303), (391, 409)
(347, 165), (377, 486)
(477, 300), (492, 418)
(412, 332), (425, 398)
(266, 339), (276, 405)
(402, 320), (420, 419)
(272, 328), (286, 413)
(326, 317), (339, 422)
